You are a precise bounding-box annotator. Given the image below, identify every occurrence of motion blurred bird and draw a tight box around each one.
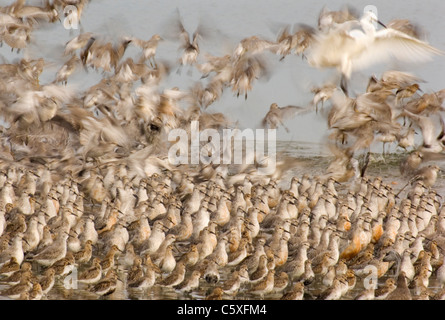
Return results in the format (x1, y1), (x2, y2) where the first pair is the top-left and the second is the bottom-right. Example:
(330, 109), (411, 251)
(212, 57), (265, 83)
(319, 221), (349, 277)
(410, 164), (441, 188)
(307, 11), (443, 94)
(317, 6), (358, 31)
(168, 9), (205, 75)
(401, 109), (444, 153)
(64, 30), (94, 54)
(232, 35), (278, 61)
(130, 34), (163, 66)
(54, 55), (81, 85)
(261, 103), (309, 132)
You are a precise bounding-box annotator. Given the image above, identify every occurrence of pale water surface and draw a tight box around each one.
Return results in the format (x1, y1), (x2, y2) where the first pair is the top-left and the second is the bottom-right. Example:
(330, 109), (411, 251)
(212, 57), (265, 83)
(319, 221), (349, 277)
(1, 142), (444, 300)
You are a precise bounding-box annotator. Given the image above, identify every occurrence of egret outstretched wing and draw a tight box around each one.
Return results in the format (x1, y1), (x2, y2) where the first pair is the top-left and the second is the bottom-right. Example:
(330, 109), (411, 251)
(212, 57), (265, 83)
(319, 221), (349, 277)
(351, 28), (443, 72)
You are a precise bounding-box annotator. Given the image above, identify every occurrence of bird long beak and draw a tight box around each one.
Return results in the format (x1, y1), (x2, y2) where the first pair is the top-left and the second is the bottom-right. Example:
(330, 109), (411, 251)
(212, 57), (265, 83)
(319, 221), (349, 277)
(377, 20), (387, 28)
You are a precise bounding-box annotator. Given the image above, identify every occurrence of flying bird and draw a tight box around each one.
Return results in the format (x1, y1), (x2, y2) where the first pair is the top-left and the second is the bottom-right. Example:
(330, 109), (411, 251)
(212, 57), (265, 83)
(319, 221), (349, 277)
(261, 103), (309, 132)
(167, 9), (206, 75)
(306, 11), (443, 95)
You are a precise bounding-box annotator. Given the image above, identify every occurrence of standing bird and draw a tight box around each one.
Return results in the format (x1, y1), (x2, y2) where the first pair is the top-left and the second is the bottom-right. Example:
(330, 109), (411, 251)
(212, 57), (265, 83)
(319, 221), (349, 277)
(77, 258), (102, 285)
(261, 103), (309, 132)
(280, 281), (305, 300)
(0, 257), (20, 277)
(89, 269), (119, 297)
(386, 272), (412, 300)
(174, 269), (202, 293)
(399, 151), (423, 176)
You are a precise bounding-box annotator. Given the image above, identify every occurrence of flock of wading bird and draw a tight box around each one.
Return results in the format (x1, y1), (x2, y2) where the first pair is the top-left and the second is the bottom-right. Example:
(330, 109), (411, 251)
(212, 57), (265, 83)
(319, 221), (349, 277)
(1, 1), (445, 300)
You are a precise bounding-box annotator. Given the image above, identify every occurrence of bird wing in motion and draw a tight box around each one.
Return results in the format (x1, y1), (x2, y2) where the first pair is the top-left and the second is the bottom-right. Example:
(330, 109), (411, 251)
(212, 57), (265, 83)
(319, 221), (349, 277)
(351, 28), (443, 73)
(261, 105), (310, 131)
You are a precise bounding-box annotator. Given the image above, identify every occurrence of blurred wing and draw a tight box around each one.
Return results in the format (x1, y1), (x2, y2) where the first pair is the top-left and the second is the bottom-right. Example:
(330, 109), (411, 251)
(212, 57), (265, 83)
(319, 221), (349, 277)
(402, 110), (436, 145)
(380, 70), (425, 87)
(260, 117), (269, 128)
(386, 19), (425, 40)
(352, 29), (444, 72)
(267, 21), (292, 41)
(438, 113), (445, 140)
(260, 111), (274, 129)
(419, 151), (445, 162)
(162, 8), (189, 44)
(278, 105), (312, 118)
(308, 29), (356, 66)
(366, 75), (380, 92)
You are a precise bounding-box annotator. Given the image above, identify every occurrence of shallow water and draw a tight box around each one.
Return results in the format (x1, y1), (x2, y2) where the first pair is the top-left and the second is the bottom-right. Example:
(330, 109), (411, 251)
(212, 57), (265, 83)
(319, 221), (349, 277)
(2, 141), (444, 300)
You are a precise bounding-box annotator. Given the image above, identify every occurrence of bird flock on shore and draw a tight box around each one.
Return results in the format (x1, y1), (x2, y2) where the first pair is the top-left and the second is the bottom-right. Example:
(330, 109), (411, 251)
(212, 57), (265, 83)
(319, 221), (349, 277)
(0, 1), (445, 300)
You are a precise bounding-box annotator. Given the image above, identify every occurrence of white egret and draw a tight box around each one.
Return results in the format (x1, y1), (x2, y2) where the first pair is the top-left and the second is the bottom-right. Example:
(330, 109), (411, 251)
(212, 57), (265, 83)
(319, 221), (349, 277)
(306, 11), (443, 95)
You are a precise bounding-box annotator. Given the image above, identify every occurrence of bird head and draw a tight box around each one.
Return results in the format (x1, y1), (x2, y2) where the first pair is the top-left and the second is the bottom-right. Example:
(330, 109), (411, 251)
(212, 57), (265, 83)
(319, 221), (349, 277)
(362, 11), (387, 29)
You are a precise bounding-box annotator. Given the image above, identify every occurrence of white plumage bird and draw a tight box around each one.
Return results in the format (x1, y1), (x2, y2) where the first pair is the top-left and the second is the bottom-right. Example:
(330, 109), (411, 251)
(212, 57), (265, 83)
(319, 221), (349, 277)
(307, 11), (443, 94)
